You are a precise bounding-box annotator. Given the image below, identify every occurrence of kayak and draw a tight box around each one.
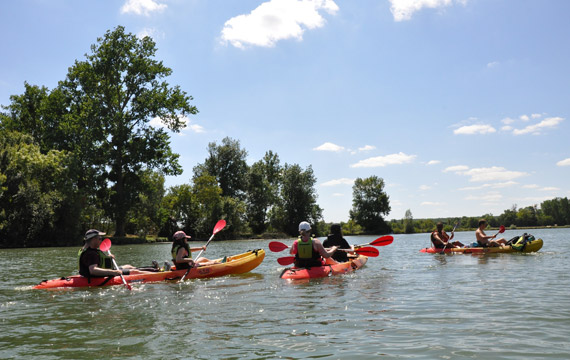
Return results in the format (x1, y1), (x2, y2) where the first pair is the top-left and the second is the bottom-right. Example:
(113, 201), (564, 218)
(34, 249), (265, 289)
(420, 239), (543, 254)
(279, 255), (368, 280)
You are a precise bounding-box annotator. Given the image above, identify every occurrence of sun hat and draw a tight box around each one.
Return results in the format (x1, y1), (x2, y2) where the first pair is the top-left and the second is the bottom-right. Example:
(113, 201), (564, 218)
(298, 221), (311, 231)
(85, 229), (105, 240)
(173, 230), (191, 240)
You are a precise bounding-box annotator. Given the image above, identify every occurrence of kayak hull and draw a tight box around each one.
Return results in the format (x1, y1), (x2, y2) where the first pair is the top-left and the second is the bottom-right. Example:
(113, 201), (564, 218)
(420, 239), (543, 254)
(279, 255), (368, 280)
(34, 249), (265, 289)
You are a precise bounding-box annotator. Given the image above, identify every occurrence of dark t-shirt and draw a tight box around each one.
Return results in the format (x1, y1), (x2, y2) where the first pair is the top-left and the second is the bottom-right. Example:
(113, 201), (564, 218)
(323, 234), (350, 262)
(79, 247), (102, 277)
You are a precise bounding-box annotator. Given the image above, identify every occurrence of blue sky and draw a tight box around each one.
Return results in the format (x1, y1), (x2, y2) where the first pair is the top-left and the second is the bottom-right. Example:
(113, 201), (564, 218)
(1, 0), (569, 223)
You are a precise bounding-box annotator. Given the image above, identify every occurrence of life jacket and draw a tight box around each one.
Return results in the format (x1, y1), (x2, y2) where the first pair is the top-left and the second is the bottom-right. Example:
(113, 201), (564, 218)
(295, 236), (322, 268)
(508, 233), (535, 251)
(172, 244), (191, 269)
(78, 247), (113, 277)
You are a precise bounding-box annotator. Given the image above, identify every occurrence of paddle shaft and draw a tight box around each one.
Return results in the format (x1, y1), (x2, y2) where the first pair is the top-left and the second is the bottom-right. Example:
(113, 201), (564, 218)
(180, 220), (226, 282)
(106, 250), (132, 290)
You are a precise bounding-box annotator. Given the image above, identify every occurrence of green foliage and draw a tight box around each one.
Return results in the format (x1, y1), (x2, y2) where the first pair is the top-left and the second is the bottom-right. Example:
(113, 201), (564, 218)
(350, 176), (391, 234)
(246, 151), (281, 234)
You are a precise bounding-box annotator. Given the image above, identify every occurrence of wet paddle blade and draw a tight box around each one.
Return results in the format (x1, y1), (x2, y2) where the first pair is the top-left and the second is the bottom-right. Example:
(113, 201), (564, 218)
(355, 246), (379, 257)
(277, 256), (295, 266)
(100, 238), (111, 252)
(213, 220), (226, 234)
(269, 241), (289, 252)
(369, 236), (393, 247)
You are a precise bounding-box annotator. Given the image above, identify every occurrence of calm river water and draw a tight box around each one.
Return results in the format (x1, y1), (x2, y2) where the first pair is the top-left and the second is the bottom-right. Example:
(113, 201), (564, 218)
(1, 228), (569, 359)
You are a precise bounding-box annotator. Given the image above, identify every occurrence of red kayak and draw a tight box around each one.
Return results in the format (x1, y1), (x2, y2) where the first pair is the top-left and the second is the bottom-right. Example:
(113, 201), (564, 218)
(279, 255), (368, 280)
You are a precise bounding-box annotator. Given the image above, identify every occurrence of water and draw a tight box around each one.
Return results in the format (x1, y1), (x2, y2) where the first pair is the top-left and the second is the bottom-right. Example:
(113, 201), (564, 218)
(1, 228), (569, 359)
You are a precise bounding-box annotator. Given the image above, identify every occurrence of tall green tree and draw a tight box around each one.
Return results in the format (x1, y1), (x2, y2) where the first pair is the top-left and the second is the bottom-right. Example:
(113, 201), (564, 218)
(404, 209), (414, 234)
(56, 26), (196, 236)
(272, 164), (322, 236)
(246, 151), (281, 234)
(349, 176), (391, 233)
(193, 137), (249, 199)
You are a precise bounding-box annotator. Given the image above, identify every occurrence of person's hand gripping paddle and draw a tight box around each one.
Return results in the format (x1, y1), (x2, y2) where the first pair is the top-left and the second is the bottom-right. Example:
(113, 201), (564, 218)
(100, 238), (132, 290)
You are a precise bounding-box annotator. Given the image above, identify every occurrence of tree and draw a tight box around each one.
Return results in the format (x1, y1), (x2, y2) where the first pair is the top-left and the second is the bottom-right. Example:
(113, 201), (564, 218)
(272, 164), (322, 236)
(193, 137), (248, 199)
(349, 176), (391, 233)
(246, 151), (281, 234)
(404, 209), (414, 234)
(57, 26), (196, 236)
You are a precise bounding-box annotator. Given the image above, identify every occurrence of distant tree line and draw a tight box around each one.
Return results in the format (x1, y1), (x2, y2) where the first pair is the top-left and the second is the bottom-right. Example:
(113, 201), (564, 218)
(0, 26), (392, 248)
(390, 198), (570, 234)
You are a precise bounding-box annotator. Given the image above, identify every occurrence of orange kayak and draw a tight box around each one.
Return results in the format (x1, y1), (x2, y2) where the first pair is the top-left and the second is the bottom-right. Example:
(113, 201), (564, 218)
(279, 255), (368, 280)
(34, 249), (265, 289)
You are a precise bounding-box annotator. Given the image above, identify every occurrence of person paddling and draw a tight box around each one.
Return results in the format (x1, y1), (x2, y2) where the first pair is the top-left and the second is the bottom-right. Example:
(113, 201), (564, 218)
(475, 219), (507, 247)
(431, 222), (463, 249)
(289, 221), (338, 268)
(171, 230), (221, 270)
(322, 223), (353, 262)
(79, 229), (150, 278)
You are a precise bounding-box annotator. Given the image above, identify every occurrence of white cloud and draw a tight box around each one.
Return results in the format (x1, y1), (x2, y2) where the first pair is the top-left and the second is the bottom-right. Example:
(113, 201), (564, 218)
(443, 165), (469, 173)
(419, 185), (431, 191)
(358, 145), (376, 152)
(465, 191), (502, 202)
(332, 193), (344, 197)
(350, 152), (416, 168)
(220, 0), (339, 49)
(137, 27), (165, 40)
(149, 115), (204, 134)
(462, 166), (527, 182)
(121, 0), (166, 16)
(313, 142), (345, 152)
(487, 61), (499, 68)
(556, 158), (570, 167)
(454, 124), (496, 135)
(522, 184), (539, 189)
(512, 116), (563, 135)
(321, 178), (354, 186)
(501, 125), (513, 132)
(520, 114), (530, 121)
(427, 160), (440, 165)
(389, 0), (467, 22)
(421, 201), (444, 206)
(531, 113), (542, 119)
(458, 181), (518, 191)
(501, 117), (515, 124)
(540, 186), (560, 191)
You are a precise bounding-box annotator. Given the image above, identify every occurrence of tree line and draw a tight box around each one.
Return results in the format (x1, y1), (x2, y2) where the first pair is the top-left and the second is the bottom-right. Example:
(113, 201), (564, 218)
(390, 198), (570, 234)
(0, 26), (392, 248)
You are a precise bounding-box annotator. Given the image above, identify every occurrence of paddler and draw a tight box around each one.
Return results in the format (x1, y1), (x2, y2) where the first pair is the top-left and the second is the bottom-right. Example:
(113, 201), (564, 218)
(322, 223), (353, 262)
(290, 221), (338, 268)
(171, 230), (222, 270)
(475, 219), (507, 247)
(79, 229), (148, 278)
(431, 222), (463, 249)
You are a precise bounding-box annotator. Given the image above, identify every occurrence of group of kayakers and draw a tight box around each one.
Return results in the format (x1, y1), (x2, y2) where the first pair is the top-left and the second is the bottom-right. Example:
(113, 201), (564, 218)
(430, 219), (507, 249)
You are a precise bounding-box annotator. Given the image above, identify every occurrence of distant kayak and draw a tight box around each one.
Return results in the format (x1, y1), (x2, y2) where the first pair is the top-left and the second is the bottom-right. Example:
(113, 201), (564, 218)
(420, 239), (543, 254)
(279, 255), (368, 280)
(34, 249), (265, 289)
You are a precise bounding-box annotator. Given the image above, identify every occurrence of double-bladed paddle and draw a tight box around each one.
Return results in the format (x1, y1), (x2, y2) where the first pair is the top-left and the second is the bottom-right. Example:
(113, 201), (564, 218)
(354, 235), (394, 248)
(100, 238), (132, 290)
(493, 225), (506, 238)
(179, 219), (226, 282)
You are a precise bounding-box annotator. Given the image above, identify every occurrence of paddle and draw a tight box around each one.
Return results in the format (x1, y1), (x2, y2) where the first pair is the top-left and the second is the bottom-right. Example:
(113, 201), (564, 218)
(274, 245), (379, 265)
(277, 256), (295, 266)
(355, 235), (394, 248)
(268, 241), (289, 252)
(439, 220), (461, 254)
(179, 219), (226, 282)
(100, 238), (132, 290)
(493, 225), (506, 238)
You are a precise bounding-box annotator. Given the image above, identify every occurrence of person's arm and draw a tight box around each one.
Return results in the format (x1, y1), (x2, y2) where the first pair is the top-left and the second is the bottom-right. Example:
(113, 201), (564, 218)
(314, 239), (337, 258)
(432, 233), (446, 246)
(176, 247), (195, 265)
(190, 246), (207, 252)
(89, 264), (122, 277)
(289, 241), (298, 256)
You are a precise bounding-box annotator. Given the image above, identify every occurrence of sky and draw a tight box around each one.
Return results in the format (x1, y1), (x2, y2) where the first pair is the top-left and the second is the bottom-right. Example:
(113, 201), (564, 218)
(1, 0), (569, 223)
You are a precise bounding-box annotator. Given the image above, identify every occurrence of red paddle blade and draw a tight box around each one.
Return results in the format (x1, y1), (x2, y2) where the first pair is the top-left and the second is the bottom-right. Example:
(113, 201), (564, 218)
(370, 236), (393, 247)
(100, 238), (111, 252)
(499, 225), (505, 233)
(355, 246), (379, 257)
(277, 256), (295, 265)
(213, 220), (226, 234)
(268, 241), (289, 252)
